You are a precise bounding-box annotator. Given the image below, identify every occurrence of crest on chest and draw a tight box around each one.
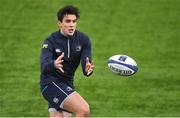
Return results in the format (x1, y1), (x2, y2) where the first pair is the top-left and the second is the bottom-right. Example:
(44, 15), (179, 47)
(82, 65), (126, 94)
(76, 45), (82, 52)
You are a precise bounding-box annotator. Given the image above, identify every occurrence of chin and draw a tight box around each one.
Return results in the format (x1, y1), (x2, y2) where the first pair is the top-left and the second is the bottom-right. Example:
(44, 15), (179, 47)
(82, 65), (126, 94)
(68, 33), (74, 36)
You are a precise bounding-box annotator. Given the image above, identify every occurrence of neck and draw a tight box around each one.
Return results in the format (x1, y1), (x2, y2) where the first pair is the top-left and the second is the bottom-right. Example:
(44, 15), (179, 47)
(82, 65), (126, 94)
(60, 30), (68, 37)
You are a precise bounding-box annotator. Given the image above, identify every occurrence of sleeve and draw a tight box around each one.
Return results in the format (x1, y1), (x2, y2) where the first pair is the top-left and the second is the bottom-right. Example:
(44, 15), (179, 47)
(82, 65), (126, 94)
(81, 35), (93, 76)
(40, 39), (55, 74)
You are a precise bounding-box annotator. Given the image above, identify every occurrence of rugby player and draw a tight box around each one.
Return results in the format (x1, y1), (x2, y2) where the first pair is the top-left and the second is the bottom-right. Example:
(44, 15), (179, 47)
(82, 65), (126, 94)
(40, 5), (94, 117)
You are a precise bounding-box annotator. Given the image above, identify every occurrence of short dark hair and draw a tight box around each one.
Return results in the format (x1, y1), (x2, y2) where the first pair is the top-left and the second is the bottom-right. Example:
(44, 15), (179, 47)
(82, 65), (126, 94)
(57, 5), (80, 22)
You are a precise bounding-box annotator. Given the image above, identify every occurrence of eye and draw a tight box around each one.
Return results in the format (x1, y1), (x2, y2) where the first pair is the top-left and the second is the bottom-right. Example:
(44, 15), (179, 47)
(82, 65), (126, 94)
(72, 19), (77, 23)
(65, 19), (71, 23)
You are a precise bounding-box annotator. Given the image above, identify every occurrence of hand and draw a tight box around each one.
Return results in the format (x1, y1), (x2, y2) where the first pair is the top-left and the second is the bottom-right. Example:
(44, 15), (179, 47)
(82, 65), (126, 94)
(54, 52), (64, 73)
(85, 57), (94, 75)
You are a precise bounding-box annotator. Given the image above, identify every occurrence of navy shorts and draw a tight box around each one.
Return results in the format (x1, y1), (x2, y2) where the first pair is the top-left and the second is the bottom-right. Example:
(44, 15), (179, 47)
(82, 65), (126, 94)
(41, 81), (75, 112)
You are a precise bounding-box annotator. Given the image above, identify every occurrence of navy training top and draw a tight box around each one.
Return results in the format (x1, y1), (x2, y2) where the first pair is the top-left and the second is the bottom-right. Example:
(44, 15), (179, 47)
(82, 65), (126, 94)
(40, 30), (93, 87)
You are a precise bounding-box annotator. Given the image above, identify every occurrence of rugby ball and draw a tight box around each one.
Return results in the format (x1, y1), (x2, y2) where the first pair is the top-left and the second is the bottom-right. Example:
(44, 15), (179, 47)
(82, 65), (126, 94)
(108, 54), (138, 76)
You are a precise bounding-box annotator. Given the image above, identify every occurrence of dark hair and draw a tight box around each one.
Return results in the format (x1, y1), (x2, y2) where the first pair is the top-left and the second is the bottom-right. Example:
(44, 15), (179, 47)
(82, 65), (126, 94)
(57, 5), (80, 22)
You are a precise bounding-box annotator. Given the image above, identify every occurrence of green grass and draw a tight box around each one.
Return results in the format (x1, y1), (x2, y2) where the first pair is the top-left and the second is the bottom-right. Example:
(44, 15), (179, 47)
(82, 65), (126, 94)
(0, 0), (180, 117)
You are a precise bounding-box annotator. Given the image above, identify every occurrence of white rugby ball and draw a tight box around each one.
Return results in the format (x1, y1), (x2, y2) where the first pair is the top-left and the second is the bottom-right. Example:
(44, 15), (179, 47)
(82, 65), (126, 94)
(108, 54), (138, 76)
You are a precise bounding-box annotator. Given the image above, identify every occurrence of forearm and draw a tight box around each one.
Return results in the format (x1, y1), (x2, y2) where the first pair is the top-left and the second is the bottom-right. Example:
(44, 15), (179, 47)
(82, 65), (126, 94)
(41, 60), (55, 74)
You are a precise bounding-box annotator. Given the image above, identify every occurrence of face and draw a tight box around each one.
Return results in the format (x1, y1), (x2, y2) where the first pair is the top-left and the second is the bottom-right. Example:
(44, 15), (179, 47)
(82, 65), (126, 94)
(58, 14), (77, 36)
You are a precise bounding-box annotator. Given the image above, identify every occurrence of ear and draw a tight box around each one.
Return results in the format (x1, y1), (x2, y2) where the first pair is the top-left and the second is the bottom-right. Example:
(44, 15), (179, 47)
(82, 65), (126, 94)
(57, 20), (62, 28)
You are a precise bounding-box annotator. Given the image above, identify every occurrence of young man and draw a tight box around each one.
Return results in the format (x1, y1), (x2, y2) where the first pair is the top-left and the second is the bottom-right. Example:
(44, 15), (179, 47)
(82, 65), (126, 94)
(40, 5), (94, 117)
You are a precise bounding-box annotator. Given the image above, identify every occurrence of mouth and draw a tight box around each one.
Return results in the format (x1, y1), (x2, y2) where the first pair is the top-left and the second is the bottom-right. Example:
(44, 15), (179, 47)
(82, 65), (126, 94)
(68, 29), (74, 33)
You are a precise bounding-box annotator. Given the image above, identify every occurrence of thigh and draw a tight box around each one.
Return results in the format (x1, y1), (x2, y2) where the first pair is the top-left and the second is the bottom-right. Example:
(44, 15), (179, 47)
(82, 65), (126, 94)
(63, 91), (89, 113)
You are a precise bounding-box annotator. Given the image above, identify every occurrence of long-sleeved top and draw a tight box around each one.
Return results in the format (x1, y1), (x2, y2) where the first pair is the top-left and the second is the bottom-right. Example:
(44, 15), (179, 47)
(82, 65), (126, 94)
(40, 30), (93, 88)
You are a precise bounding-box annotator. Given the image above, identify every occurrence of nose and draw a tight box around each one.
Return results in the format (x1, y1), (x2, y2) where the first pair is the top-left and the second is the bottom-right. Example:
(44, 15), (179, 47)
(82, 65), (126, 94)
(69, 21), (75, 27)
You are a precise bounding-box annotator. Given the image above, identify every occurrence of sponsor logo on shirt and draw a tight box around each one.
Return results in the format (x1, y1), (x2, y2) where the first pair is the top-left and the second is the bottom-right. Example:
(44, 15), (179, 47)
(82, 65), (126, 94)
(42, 44), (48, 48)
(55, 49), (61, 53)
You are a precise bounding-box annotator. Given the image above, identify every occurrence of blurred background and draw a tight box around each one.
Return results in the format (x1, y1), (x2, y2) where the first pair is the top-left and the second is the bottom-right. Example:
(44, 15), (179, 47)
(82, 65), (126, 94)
(0, 0), (180, 117)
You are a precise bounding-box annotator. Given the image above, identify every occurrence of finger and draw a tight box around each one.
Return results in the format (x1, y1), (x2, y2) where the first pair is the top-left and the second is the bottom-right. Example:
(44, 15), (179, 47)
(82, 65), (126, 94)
(91, 62), (95, 69)
(86, 63), (91, 70)
(87, 71), (91, 75)
(59, 68), (64, 73)
(88, 68), (93, 72)
(57, 52), (64, 60)
(87, 69), (93, 75)
(91, 60), (94, 65)
(56, 59), (64, 64)
(90, 65), (94, 69)
(86, 57), (90, 63)
(56, 66), (64, 73)
(88, 63), (94, 69)
(57, 64), (63, 68)
(86, 64), (93, 73)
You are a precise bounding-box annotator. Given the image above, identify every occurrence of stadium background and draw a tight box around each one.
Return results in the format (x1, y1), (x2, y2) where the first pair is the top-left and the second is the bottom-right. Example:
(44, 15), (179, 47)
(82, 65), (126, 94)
(0, 0), (180, 117)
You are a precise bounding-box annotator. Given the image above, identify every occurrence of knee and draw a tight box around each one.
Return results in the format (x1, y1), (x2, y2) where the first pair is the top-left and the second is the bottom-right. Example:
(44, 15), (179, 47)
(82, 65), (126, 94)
(82, 104), (90, 116)
(77, 103), (90, 117)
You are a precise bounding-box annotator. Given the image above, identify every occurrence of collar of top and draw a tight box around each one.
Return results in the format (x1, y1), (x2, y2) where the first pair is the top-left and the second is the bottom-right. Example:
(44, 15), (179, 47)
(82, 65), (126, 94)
(60, 30), (75, 39)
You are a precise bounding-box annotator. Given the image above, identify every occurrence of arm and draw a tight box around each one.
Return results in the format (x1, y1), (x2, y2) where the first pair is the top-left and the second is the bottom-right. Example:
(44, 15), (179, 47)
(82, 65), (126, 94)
(40, 39), (64, 74)
(40, 40), (55, 74)
(81, 36), (94, 76)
